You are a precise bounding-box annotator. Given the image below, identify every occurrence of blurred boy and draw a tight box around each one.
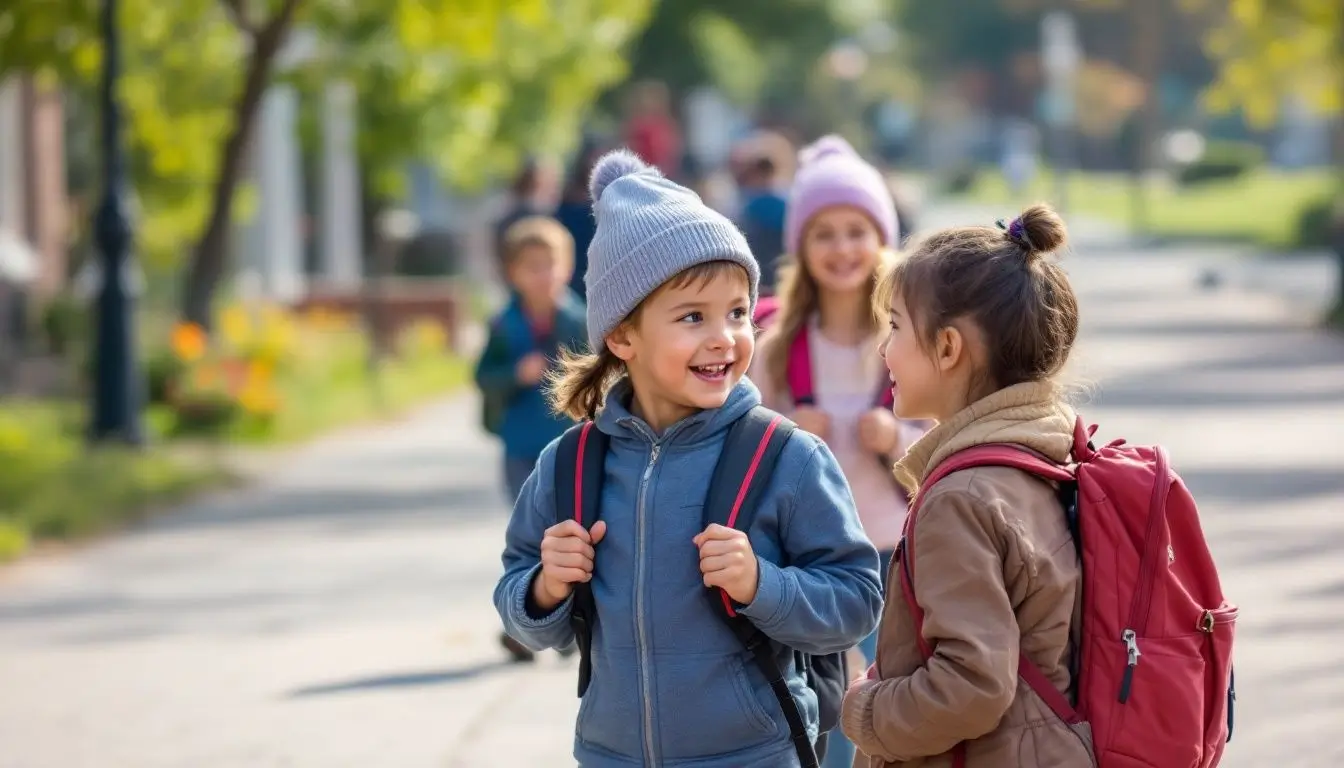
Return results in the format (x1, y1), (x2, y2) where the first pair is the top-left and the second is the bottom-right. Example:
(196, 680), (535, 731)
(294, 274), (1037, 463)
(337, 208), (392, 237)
(473, 216), (587, 662)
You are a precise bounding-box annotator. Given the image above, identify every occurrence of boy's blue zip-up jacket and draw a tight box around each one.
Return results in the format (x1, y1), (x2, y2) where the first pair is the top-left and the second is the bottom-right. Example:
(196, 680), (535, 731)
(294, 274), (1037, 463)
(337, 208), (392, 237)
(494, 378), (883, 767)
(473, 290), (587, 460)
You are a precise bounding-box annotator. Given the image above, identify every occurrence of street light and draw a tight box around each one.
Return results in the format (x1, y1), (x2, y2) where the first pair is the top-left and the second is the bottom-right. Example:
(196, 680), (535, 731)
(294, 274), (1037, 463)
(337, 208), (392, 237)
(90, 0), (144, 445)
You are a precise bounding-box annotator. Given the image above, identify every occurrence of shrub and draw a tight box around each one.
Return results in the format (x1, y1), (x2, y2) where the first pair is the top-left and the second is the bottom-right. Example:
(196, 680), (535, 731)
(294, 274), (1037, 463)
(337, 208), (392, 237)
(1177, 141), (1263, 187)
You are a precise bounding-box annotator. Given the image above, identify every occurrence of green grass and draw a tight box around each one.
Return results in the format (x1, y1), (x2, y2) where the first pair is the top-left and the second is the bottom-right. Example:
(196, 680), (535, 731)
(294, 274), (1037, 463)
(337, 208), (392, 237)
(1, 343), (470, 562)
(952, 168), (1337, 250)
(0, 402), (234, 562)
(237, 352), (472, 444)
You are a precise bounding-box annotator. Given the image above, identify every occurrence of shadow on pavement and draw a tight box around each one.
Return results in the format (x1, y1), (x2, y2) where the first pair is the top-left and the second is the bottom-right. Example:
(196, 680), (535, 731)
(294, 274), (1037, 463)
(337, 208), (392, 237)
(1177, 467), (1344, 505)
(286, 660), (515, 698)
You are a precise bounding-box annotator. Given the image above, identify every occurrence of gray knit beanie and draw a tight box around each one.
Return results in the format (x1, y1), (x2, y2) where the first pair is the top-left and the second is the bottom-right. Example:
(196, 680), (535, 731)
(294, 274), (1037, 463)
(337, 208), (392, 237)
(584, 150), (759, 347)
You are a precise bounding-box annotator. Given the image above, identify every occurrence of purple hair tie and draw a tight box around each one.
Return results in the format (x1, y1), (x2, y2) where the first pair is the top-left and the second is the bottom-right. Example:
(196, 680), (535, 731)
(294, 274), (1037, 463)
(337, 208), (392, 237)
(996, 216), (1037, 253)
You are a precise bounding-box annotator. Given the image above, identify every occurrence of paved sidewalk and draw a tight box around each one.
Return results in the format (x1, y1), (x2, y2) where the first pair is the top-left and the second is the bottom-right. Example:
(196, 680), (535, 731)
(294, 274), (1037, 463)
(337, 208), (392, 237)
(0, 238), (1342, 766)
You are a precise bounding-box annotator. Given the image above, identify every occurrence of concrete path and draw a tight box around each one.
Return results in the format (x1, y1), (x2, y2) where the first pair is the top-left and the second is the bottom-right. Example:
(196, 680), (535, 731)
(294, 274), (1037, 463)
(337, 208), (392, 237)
(1, 232), (1342, 766)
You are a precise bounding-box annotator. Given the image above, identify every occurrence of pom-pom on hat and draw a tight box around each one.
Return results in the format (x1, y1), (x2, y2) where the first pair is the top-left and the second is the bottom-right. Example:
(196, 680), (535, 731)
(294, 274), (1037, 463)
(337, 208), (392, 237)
(784, 135), (898, 255)
(583, 149), (759, 348)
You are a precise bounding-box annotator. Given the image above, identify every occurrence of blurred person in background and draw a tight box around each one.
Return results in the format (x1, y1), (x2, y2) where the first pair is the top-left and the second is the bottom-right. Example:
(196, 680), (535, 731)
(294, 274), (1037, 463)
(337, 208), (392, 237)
(751, 135), (932, 768)
(493, 156), (558, 269)
(734, 131), (793, 294)
(554, 139), (607, 298)
(623, 80), (683, 178)
(475, 216), (588, 663)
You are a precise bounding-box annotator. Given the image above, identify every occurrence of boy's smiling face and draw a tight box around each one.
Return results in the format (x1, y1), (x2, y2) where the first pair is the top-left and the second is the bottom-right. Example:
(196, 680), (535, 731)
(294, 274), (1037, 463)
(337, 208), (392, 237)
(606, 263), (754, 432)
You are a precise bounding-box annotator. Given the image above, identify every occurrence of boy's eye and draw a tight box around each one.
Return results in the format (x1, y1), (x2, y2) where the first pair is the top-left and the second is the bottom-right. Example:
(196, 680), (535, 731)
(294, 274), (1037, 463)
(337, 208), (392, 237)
(679, 311), (703, 324)
(729, 307), (748, 321)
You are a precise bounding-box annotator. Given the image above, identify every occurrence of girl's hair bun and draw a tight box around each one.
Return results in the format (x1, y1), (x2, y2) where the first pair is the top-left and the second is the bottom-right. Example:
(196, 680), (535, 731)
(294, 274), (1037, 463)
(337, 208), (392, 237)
(1002, 203), (1068, 262)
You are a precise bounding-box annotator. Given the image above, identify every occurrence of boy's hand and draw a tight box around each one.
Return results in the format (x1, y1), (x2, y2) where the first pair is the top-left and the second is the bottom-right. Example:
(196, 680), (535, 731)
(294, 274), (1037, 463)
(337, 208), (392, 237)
(791, 406), (830, 441)
(857, 408), (901, 456)
(693, 524), (760, 605)
(532, 519), (607, 611)
(516, 352), (549, 385)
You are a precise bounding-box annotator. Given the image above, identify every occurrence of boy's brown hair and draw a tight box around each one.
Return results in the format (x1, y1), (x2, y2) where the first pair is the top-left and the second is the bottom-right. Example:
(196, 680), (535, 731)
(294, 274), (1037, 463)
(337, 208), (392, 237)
(875, 203), (1079, 398)
(502, 215), (574, 269)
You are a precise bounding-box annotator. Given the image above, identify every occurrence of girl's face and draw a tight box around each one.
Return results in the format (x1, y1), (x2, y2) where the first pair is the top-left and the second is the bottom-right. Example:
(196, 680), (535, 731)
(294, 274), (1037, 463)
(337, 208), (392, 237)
(880, 288), (948, 421)
(608, 267), (755, 432)
(801, 206), (883, 296)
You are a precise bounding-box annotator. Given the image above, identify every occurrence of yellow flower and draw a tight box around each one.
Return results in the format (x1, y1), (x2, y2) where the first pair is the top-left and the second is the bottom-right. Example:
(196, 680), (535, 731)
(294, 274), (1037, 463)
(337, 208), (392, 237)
(170, 322), (207, 363)
(238, 380), (281, 416)
(218, 305), (252, 349)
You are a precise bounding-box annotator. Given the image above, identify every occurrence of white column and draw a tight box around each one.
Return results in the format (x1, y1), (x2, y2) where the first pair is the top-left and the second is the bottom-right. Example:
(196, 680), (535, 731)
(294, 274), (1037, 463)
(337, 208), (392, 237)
(243, 85), (305, 303)
(319, 81), (363, 286)
(0, 77), (25, 235)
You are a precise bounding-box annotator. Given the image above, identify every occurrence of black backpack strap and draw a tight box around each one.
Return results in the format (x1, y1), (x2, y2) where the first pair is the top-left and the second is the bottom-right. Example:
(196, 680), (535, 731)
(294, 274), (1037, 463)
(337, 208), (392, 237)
(553, 421), (609, 697)
(703, 407), (817, 768)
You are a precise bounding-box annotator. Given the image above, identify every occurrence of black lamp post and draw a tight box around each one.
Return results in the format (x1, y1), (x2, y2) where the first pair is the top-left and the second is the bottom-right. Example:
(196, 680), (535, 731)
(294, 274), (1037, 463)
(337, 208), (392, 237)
(90, 0), (144, 445)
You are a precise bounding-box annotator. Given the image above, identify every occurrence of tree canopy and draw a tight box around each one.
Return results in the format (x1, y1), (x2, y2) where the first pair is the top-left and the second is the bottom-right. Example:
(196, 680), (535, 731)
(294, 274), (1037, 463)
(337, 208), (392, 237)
(0, 0), (652, 309)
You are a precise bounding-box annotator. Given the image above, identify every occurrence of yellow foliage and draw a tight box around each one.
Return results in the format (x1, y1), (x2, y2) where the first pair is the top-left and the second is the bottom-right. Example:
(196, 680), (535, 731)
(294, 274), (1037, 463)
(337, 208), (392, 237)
(1200, 0), (1342, 122)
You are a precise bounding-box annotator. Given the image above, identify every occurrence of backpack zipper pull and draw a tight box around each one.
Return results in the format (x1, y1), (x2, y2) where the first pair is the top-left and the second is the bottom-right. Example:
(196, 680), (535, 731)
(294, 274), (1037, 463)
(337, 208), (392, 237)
(1118, 628), (1141, 703)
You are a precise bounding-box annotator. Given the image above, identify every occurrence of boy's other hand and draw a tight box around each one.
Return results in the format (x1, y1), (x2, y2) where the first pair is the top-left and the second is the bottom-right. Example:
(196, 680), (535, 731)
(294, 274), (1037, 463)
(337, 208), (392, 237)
(693, 524), (760, 605)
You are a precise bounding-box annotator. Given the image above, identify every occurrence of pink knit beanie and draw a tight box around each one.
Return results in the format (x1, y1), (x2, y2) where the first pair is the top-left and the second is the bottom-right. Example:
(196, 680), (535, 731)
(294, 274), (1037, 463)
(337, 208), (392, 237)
(784, 135), (898, 254)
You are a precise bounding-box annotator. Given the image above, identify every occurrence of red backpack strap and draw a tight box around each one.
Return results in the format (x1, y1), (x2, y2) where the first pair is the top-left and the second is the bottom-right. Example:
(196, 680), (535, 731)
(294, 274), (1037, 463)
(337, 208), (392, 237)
(701, 407), (819, 767)
(897, 445), (1082, 766)
(553, 421), (610, 698)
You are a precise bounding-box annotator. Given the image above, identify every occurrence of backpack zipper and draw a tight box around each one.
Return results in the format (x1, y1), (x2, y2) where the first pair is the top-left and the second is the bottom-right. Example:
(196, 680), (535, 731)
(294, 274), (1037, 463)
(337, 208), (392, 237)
(1118, 448), (1172, 703)
(1118, 628), (1141, 703)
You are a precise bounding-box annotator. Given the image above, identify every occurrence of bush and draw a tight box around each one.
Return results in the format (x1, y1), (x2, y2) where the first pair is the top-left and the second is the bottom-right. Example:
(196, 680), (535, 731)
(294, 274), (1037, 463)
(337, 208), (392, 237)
(147, 303), (468, 443)
(1177, 141), (1264, 187)
(39, 294), (86, 357)
(1293, 195), (1337, 249)
(0, 403), (226, 560)
(944, 166), (980, 195)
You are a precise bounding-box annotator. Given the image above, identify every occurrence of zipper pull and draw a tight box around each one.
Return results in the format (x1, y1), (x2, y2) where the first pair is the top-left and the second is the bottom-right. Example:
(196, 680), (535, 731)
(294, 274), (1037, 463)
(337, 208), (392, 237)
(650, 444), (661, 463)
(1118, 628), (1141, 703)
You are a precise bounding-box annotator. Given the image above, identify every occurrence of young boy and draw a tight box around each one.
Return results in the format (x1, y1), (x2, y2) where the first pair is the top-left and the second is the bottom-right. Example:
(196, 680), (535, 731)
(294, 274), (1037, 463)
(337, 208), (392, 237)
(474, 215), (588, 662)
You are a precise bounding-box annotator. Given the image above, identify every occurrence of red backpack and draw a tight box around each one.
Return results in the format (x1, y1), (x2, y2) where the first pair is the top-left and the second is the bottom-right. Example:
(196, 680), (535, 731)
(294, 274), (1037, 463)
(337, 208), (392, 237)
(898, 416), (1237, 767)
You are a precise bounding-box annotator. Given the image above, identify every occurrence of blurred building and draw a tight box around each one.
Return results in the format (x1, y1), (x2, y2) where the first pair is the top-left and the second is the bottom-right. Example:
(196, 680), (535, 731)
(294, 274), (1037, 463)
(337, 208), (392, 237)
(0, 75), (67, 303)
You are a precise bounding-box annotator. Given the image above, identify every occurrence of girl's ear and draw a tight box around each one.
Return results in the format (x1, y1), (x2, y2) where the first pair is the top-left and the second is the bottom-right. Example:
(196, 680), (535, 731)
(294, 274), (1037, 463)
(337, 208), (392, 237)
(605, 322), (636, 362)
(933, 324), (965, 374)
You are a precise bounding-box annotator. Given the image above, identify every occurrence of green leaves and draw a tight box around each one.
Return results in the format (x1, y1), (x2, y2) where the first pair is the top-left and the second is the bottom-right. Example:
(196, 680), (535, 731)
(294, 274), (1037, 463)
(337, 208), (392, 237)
(0, 0), (653, 270)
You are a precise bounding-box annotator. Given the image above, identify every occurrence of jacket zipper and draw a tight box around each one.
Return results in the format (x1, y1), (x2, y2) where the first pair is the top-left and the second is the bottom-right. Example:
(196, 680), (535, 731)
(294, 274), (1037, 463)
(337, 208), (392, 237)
(1117, 448), (1172, 703)
(634, 432), (661, 766)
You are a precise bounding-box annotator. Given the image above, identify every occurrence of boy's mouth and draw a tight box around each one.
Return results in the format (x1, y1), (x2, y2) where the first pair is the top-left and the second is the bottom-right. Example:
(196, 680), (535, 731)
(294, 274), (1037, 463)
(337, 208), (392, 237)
(690, 362), (732, 381)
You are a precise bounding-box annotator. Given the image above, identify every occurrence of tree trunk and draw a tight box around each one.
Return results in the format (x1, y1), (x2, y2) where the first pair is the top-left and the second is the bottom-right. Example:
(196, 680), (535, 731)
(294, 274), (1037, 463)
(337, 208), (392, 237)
(179, 0), (301, 329)
(1129, 0), (1162, 237)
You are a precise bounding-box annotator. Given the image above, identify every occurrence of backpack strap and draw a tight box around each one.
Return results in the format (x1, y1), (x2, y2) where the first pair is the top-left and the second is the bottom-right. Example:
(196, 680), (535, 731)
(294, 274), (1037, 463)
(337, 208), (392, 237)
(896, 445), (1082, 768)
(553, 421), (610, 698)
(785, 324), (815, 405)
(703, 407), (818, 768)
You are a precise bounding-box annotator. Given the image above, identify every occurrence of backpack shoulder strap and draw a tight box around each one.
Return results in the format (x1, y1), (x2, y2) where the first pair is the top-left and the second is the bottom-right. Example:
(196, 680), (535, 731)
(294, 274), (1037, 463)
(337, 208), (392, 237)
(785, 326), (815, 406)
(552, 421), (609, 698)
(553, 421), (609, 528)
(703, 405), (797, 542)
(700, 406), (817, 768)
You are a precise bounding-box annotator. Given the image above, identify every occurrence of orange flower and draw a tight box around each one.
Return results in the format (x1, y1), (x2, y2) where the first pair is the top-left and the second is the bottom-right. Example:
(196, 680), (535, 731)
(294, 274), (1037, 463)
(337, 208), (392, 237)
(171, 322), (207, 363)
